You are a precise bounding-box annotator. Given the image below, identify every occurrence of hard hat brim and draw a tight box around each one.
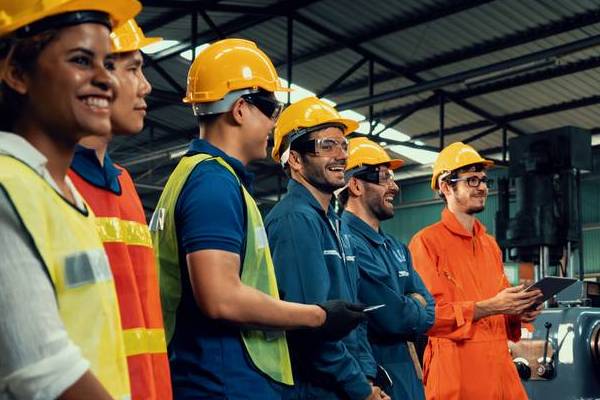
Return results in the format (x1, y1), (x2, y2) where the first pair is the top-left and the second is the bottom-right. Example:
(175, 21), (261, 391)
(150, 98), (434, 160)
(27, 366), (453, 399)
(139, 35), (162, 48)
(183, 84), (292, 104)
(334, 118), (359, 136)
(0, 0), (141, 37)
(113, 37), (163, 54)
(388, 159), (404, 170)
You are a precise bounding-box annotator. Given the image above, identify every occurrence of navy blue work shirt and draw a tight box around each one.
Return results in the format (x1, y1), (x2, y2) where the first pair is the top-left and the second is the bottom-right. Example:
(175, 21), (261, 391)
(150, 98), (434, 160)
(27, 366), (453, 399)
(265, 179), (375, 400)
(169, 138), (282, 399)
(342, 211), (435, 400)
(70, 144), (122, 193)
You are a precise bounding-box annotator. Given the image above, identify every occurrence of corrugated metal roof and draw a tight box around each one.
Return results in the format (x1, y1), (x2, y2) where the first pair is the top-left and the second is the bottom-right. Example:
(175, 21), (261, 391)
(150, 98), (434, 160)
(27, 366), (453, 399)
(116, 0), (600, 200)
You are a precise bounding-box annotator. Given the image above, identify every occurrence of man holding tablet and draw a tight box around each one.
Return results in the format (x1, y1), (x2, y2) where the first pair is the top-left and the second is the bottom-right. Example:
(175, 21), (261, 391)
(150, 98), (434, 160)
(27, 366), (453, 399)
(409, 142), (543, 400)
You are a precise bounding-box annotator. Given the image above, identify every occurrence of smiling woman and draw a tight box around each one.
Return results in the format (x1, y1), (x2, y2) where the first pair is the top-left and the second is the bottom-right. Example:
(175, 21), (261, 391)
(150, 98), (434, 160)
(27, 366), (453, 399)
(4, 23), (116, 151)
(0, 1), (141, 400)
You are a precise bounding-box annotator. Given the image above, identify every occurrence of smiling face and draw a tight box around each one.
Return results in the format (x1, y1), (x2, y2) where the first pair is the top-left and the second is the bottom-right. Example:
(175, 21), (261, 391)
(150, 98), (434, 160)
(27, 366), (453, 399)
(291, 127), (347, 194)
(443, 168), (489, 215)
(360, 166), (399, 221)
(110, 50), (151, 135)
(7, 23), (115, 144)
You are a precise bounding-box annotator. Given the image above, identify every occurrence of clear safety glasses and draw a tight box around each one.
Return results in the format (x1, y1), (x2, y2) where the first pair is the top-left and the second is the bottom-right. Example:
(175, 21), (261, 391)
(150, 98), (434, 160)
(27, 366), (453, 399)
(292, 137), (349, 156)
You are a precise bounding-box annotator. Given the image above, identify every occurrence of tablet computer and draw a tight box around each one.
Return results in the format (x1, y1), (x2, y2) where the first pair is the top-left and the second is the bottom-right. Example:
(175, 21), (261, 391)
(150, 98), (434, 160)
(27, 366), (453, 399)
(524, 277), (578, 303)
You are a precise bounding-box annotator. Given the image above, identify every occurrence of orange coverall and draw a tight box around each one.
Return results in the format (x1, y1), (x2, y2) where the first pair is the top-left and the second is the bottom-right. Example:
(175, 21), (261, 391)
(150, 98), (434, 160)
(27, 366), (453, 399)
(408, 209), (527, 400)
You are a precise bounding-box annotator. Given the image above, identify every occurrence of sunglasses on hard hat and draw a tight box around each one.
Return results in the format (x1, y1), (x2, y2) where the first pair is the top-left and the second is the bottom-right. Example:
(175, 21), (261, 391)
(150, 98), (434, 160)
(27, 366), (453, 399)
(448, 175), (493, 188)
(292, 137), (349, 156)
(241, 93), (284, 120)
(354, 167), (395, 186)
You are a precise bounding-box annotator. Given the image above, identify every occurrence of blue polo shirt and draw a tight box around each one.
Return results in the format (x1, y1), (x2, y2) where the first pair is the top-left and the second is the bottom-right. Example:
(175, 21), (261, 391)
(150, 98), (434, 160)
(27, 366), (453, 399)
(341, 211), (435, 400)
(70, 144), (122, 193)
(169, 138), (281, 399)
(265, 180), (375, 400)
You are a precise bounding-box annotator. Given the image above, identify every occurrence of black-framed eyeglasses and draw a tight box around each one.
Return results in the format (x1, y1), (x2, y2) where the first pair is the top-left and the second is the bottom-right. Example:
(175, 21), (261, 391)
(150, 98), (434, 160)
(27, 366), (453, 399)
(448, 176), (493, 188)
(292, 137), (349, 156)
(241, 93), (283, 121)
(354, 167), (395, 186)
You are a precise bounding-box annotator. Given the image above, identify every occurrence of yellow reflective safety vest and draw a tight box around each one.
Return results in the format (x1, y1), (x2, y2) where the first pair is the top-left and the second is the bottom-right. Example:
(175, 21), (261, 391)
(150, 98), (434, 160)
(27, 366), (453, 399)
(0, 155), (131, 400)
(150, 153), (293, 386)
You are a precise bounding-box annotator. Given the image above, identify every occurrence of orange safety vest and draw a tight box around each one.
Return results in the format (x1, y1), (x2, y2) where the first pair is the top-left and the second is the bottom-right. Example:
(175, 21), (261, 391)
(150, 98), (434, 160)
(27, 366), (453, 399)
(69, 165), (172, 400)
(409, 209), (526, 400)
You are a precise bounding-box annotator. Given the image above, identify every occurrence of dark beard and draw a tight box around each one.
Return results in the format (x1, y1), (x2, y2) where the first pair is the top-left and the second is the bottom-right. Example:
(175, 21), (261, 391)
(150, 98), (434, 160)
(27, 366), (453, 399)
(466, 204), (485, 215)
(365, 189), (395, 221)
(301, 158), (345, 195)
(306, 173), (344, 194)
(374, 206), (394, 221)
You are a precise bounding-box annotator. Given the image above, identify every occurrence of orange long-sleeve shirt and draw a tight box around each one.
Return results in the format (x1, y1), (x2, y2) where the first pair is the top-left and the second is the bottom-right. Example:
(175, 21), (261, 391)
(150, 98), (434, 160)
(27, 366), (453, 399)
(409, 208), (526, 400)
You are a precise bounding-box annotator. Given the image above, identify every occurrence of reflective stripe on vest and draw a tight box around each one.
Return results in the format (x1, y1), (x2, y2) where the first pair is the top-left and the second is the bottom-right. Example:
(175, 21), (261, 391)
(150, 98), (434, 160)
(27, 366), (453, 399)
(123, 328), (167, 356)
(68, 167), (172, 400)
(96, 217), (153, 247)
(0, 156), (131, 399)
(150, 153), (293, 386)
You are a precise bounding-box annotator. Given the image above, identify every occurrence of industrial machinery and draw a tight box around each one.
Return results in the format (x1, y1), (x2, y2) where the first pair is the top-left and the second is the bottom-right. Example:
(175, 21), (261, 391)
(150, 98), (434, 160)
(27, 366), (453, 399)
(496, 126), (600, 399)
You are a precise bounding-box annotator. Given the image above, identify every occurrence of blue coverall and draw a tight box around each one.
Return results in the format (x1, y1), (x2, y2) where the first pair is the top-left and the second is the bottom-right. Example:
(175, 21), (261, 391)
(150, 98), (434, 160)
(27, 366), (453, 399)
(265, 180), (375, 400)
(342, 211), (435, 400)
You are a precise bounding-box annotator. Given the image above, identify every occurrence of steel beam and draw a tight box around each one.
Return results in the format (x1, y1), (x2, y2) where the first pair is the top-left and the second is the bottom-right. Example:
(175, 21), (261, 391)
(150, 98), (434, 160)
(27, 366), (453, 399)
(368, 60), (374, 130)
(142, 1), (287, 16)
(330, 9), (600, 96)
(292, 14), (524, 135)
(199, 9), (224, 39)
(275, 0), (493, 68)
(371, 56), (600, 120)
(439, 93), (445, 149)
(150, 0), (324, 63)
(140, 10), (184, 33)
(462, 125), (499, 144)
(414, 95), (600, 140)
(142, 55), (185, 94)
(374, 98), (431, 137)
(317, 58), (367, 98)
(287, 15), (293, 104)
(502, 127), (508, 162)
(191, 11), (198, 59)
(140, 0), (223, 33)
(336, 33), (600, 110)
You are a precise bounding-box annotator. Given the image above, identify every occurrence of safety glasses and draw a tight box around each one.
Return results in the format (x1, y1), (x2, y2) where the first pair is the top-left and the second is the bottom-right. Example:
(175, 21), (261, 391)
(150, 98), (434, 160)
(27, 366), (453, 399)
(448, 175), (493, 188)
(354, 167), (395, 186)
(292, 137), (349, 156)
(241, 93), (284, 121)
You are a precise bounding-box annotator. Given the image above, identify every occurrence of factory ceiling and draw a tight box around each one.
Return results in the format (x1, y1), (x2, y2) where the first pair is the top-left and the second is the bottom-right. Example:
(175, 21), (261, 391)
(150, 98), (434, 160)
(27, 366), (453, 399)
(112, 0), (600, 212)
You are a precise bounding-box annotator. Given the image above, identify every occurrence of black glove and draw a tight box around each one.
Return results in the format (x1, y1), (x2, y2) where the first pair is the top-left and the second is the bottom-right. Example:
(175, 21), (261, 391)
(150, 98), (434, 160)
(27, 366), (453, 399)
(313, 300), (367, 341)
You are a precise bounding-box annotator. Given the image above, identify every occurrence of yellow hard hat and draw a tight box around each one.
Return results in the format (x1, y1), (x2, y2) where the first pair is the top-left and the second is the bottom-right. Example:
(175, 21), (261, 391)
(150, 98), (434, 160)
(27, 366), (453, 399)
(272, 96), (359, 163)
(346, 137), (404, 172)
(0, 0), (141, 37)
(431, 141), (493, 190)
(110, 19), (161, 53)
(183, 38), (289, 104)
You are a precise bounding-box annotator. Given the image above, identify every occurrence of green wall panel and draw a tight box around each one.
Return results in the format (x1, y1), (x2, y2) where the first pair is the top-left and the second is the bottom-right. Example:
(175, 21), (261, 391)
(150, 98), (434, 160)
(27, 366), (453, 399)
(385, 162), (600, 276)
(582, 229), (600, 274)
